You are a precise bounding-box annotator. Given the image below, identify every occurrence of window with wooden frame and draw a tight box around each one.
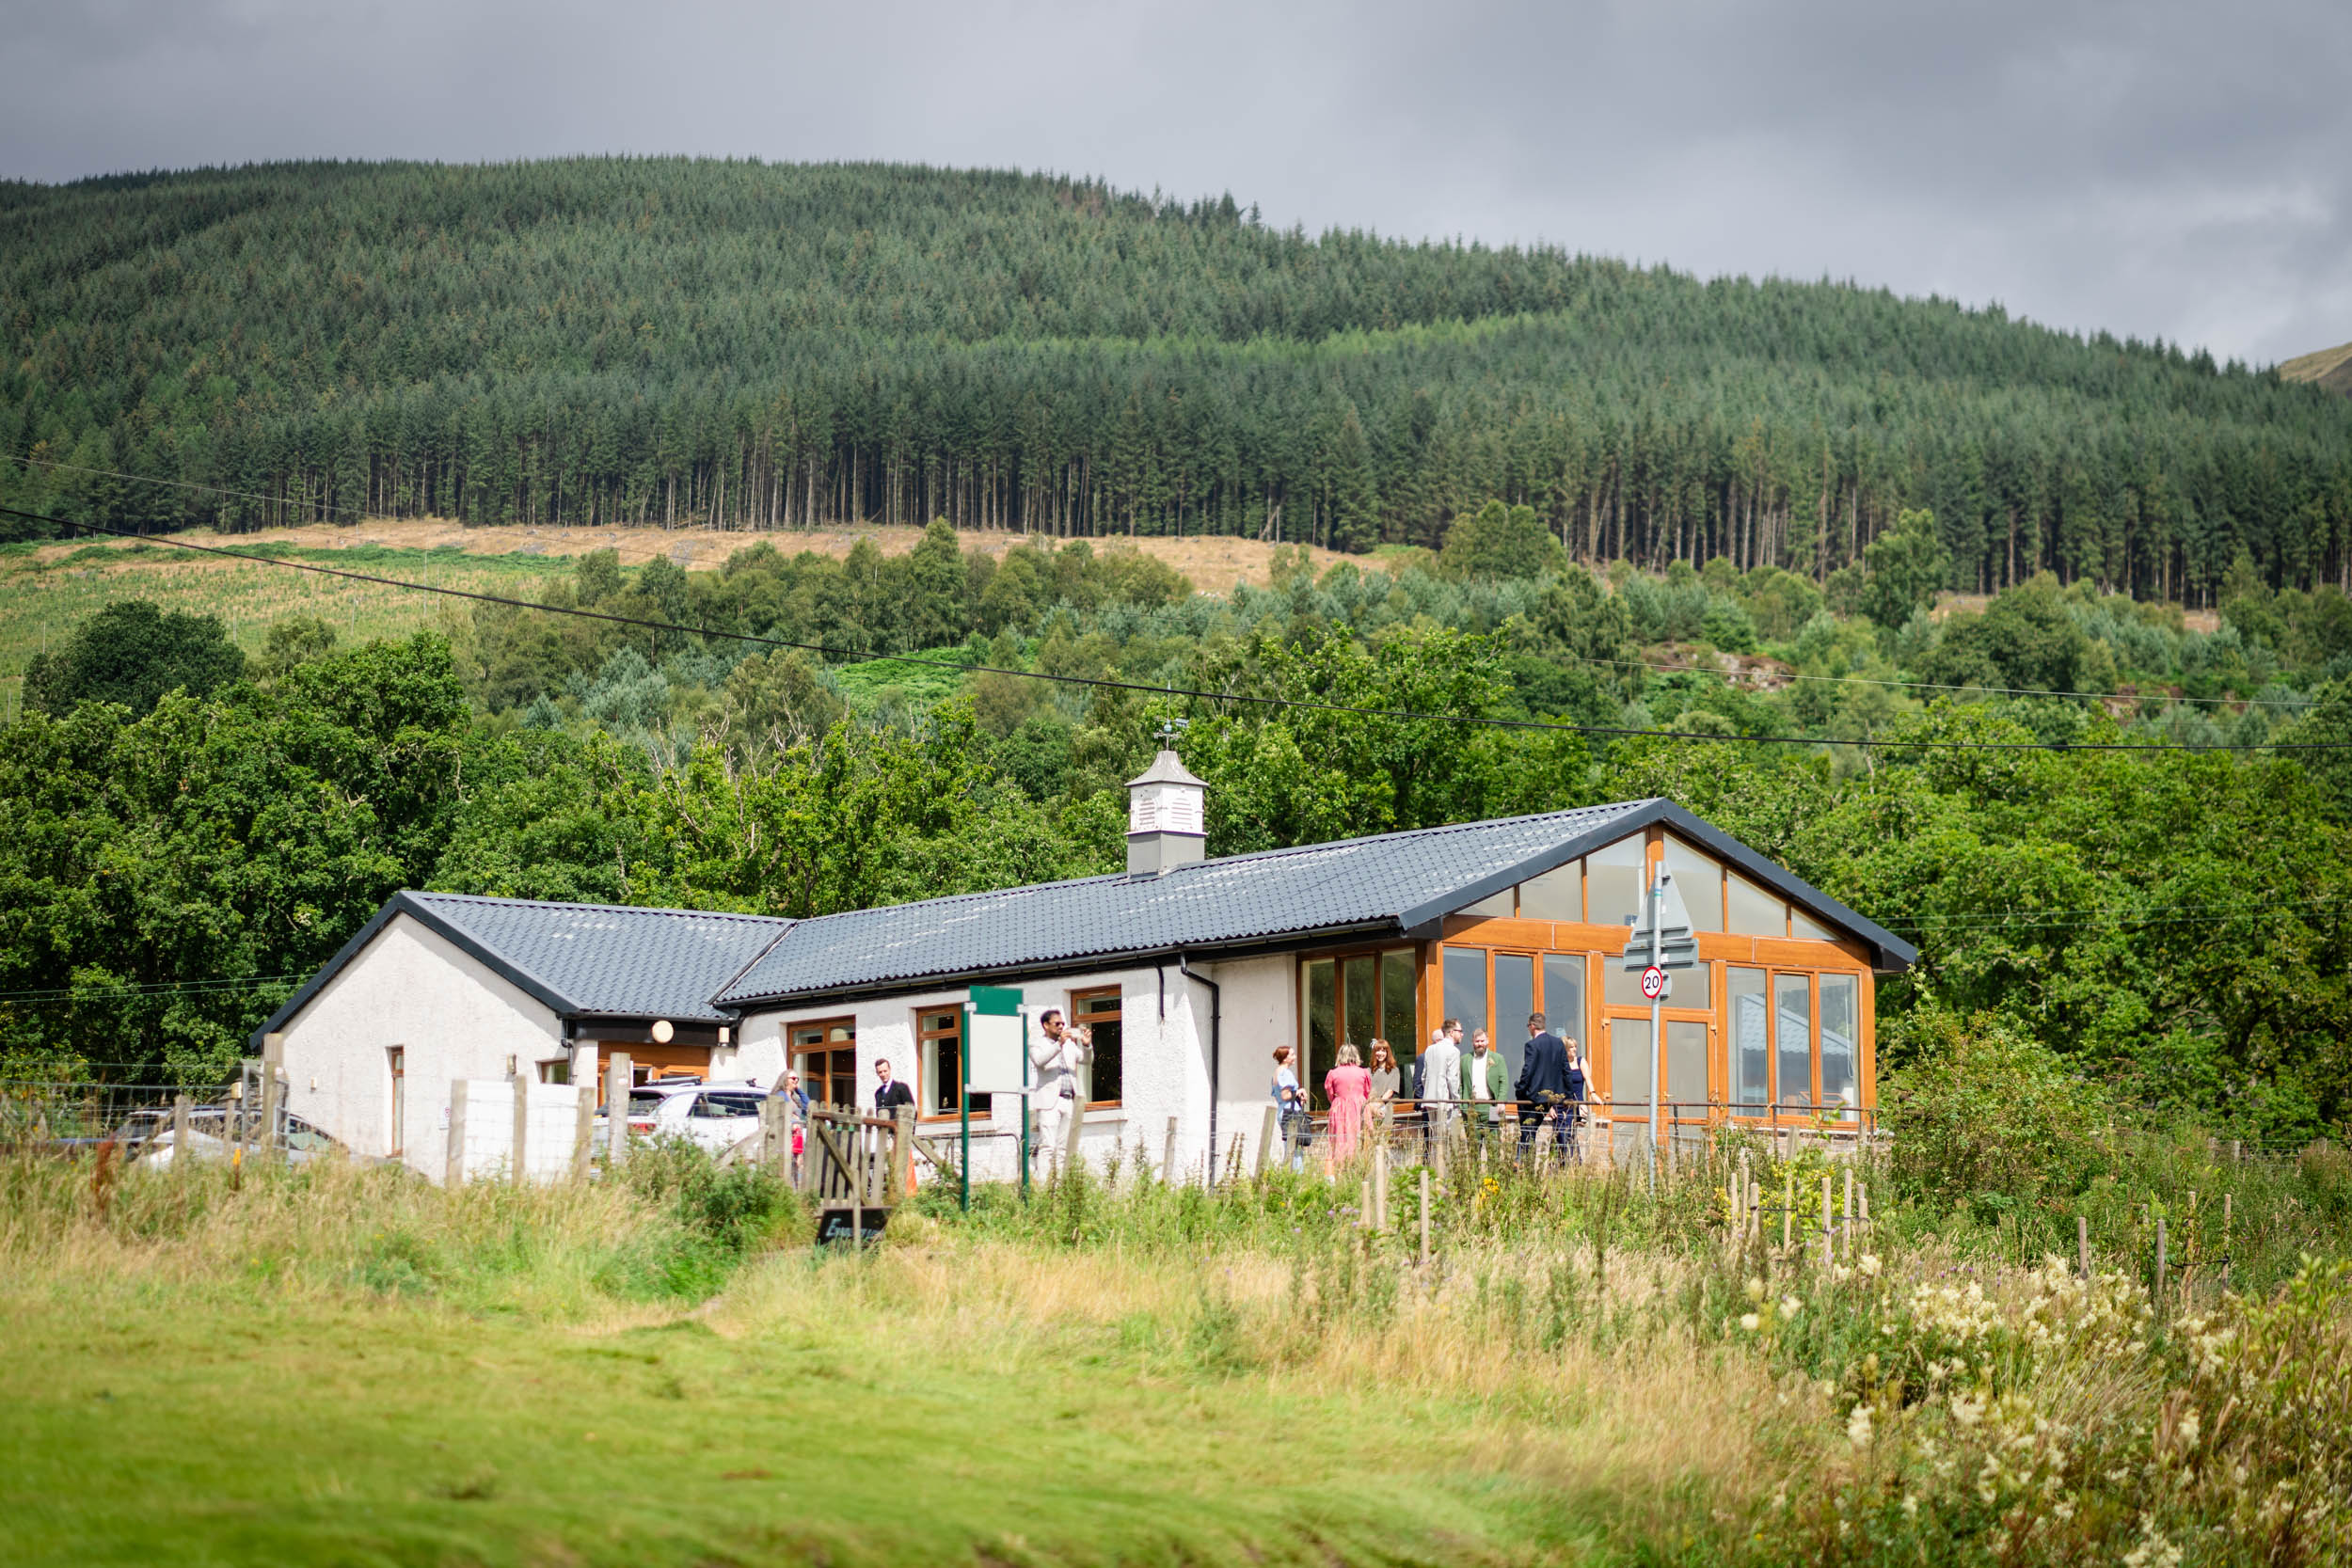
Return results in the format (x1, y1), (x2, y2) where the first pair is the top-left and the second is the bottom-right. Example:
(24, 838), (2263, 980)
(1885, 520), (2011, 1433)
(1299, 947), (1419, 1110)
(788, 1018), (858, 1109)
(916, 1006), (988, 1120)
(1725, 966), (1866, 1120)
(1070, 989), (1122, 1107)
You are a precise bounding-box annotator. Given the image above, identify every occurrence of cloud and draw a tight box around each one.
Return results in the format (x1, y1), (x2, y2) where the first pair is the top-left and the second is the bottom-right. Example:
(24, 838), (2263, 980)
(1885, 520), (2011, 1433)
(1, 0), (2343, 363)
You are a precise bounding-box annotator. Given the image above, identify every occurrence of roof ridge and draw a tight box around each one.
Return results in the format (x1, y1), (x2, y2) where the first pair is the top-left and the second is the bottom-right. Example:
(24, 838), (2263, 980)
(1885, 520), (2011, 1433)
(411, 891), (793, 926)
(759, 798), (1659, 939)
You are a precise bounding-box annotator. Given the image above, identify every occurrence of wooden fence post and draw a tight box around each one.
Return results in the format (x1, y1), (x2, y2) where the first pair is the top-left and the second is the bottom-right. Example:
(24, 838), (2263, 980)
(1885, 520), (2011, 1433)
(893, 1106), (914, 1199)
(1782, 1167), (1794, 1253)
(571, 1082), (596, 1181)
(1843, 1167), (1855, 1257)
(605, 1053), (631, 1170)
(1820, 1173), (1834, 1266)
(2077, 1214), (2090, 1278)
(1418, 1166), (1431, 1266)
(1256, 1105), (1278, 1179)
(1161, 1116), (1179, 1186)
(171, 1093), (191, 1172)
(260, 1034), (285, 1165)
(2154, 1217), (2168, 1328)
(510, 1069), (532, 1182)
(445, 1079), (469, 1186)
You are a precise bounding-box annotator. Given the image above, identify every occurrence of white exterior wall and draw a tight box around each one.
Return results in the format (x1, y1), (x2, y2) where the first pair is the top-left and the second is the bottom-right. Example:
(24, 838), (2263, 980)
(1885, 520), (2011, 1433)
(736, 956), (1303, 1189)
(275, 915), (567, 1183)
(1207, 954), (1297, 1176)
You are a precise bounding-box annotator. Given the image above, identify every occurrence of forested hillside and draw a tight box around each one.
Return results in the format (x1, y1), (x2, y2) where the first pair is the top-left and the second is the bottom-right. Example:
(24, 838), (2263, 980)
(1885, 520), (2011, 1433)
(5, 159), (2349, 602)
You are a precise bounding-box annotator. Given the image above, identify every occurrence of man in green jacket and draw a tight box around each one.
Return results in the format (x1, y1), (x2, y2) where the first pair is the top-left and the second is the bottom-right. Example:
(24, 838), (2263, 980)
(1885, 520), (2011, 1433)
(1460, 1029), (1510, 1153)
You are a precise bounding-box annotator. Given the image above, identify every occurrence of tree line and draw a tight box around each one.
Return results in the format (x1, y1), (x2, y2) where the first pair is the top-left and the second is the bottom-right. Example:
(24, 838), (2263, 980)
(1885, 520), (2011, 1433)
(6, 159), (2350, 602)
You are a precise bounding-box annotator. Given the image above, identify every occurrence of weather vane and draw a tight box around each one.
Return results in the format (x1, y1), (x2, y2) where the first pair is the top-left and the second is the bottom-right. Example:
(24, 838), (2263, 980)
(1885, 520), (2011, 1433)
(1154, 718), (1190, 747)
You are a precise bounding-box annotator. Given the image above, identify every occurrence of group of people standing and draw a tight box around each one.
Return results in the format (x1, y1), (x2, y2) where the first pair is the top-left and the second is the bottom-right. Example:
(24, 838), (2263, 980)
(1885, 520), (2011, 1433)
(1273, 1013), (1589, 1172)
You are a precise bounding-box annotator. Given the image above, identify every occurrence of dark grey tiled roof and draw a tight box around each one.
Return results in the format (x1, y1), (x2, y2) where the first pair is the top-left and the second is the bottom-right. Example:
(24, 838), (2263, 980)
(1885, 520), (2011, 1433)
(251, 893), (792, 1046)
(404, 894), (792, 1022)
(718, 800), (1680, 1006)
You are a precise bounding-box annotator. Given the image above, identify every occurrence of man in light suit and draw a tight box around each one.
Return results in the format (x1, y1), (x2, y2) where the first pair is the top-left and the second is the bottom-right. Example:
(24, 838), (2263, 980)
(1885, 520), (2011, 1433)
(1415, 1019), (1463, 1159)
(1029, 1007), (1092, 1178)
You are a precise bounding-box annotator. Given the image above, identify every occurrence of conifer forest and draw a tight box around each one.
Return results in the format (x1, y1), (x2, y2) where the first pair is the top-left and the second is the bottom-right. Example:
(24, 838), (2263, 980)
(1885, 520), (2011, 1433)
(6, 158), (2351, 601)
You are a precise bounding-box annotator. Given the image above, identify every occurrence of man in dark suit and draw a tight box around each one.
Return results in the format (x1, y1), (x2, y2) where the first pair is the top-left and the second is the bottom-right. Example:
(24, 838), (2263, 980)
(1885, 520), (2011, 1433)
(1515, 1012), (1578, 1158)
(873, 1057), (916, 1115)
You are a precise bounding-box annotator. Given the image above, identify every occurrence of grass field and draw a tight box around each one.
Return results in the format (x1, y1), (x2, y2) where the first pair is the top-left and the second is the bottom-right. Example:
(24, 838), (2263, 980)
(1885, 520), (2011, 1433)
(5, 1135), (2348, 1567)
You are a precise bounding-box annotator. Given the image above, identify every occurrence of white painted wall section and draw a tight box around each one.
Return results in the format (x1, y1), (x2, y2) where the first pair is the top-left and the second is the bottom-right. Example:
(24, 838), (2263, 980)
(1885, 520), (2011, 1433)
(274, 914), (565, 1182)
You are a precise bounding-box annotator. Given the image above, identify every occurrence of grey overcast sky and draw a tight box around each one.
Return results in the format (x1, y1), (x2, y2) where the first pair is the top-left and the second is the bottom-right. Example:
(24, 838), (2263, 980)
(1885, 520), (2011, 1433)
(3, 0), (2344, 366)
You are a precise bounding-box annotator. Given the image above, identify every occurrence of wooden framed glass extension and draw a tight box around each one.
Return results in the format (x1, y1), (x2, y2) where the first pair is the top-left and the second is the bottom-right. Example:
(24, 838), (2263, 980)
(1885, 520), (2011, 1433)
(1421, 823), (1876, 1132)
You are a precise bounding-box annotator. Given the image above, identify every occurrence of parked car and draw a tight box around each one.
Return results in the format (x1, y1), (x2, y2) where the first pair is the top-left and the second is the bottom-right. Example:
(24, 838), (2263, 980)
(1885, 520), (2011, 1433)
(126, 1105), (344, 1168)
(591, 1079), (771, 1156)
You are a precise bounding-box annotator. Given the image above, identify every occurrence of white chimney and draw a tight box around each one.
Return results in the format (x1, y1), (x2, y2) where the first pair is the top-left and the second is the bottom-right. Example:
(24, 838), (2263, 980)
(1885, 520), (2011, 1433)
(1124, 747), (1208, 876)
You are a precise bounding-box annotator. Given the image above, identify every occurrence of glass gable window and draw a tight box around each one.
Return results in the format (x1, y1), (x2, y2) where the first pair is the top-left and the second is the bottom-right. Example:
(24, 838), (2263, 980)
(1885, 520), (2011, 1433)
(1540, 954), (1584, 1053)
(1587, 836), (1647, 927)
(1666, 1020), (1708, 1116)
(1519, 862), (1582, 920)
(1775, 974), (1813, 1111)
(1727, 872), (1787, 938)
(1493, 953), (1534, 1083)
(1608, 1017), (1653, 1117)
(1661, 838), (1725, 931)
(1791, 908), (1836, 942)
(1729, 968), (1770, 1114)
(1820, 974), (1858, 1117)
(1458, 888), (1514, 917)
(1442, 947), (1488, 1041)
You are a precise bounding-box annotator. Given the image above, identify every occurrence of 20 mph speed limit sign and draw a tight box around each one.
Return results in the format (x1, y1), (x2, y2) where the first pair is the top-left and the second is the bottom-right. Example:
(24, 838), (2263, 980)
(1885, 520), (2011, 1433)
(1640, 965), (1668, 1001)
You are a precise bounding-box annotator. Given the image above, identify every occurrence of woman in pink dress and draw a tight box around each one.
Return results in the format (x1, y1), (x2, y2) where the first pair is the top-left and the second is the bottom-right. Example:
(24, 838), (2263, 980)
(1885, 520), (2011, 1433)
(1323, 1043), (1374, 1169)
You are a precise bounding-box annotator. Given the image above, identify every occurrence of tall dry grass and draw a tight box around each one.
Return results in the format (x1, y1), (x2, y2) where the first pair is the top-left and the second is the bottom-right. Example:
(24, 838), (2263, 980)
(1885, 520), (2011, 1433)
(0, 1147), (755, 1322)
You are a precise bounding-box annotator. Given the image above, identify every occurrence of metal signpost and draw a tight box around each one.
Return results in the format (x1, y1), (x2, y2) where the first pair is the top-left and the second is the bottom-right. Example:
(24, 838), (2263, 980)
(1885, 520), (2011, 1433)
(1621, 863), (1698, 1190)
(965, 986), (1027, 1211)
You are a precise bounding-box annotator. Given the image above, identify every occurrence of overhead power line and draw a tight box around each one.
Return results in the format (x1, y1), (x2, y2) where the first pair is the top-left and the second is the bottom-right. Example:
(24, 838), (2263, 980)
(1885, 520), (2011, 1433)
(4, 503), (2345, 754)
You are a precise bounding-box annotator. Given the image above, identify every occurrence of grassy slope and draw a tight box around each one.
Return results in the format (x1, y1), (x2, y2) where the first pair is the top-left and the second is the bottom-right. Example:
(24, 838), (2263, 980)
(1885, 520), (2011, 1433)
(2278, 340), (2352, 397)
(0, 522), (1330, 719)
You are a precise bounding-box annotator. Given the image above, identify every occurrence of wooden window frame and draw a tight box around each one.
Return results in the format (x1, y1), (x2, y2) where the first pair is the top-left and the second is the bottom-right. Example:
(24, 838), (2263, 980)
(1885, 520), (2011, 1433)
(914, 1005), (977, 1123)
(788, 1016), (860, 1111)
(1068, 986), (1124, 1110)
(1296, 942), (1422, 1110)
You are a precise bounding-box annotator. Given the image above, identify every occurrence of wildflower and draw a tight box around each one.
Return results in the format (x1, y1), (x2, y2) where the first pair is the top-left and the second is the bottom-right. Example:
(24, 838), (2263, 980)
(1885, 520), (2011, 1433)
(2176, 1409), (2201, 1449)
(1950, 1391), (1985, 1428)
(1900, 1494), (1918, 1519)
(1779, 1294), (1801, 1320)
(1846, 1402), (1874, 1449)
(1744, 1276), (1766, 1302)
(1859, 1252), (1882, 1277)
(1740, 1312), (1761, 1333)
